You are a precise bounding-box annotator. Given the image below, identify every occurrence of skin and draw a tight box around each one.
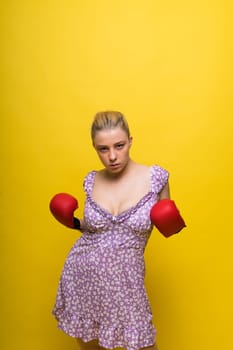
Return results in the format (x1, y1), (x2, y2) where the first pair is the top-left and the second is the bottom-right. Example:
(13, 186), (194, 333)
(91, 128), (170, 216)
(78, 127), (170, 350)
(93, 127), (133, 178)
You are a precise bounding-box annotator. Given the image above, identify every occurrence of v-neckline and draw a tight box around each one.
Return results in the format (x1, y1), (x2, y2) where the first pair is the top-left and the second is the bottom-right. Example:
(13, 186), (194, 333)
(88, 166), (154, 219)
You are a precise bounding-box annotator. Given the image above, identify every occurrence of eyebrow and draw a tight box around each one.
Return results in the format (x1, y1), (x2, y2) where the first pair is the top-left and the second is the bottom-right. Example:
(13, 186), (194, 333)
(96, 140), (125, 147)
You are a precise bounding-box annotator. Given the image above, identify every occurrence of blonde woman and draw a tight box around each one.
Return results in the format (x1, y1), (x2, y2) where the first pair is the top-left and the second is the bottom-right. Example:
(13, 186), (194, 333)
(51, 111), (184, 350)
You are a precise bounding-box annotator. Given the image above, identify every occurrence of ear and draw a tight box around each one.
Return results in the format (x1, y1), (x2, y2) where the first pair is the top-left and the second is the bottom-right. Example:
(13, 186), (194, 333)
(129, 136), (133, 146)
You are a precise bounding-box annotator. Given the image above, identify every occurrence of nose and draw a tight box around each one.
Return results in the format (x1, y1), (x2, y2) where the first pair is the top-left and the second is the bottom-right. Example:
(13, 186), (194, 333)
(109, 148), (117, 162)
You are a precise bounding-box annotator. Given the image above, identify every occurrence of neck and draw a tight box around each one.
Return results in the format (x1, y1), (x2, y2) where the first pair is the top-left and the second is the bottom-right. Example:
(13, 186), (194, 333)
(104, 159), (135, 180)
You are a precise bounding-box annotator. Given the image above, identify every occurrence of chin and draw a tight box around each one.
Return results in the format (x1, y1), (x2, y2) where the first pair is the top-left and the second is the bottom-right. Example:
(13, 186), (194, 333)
(108, 164), (128, 176)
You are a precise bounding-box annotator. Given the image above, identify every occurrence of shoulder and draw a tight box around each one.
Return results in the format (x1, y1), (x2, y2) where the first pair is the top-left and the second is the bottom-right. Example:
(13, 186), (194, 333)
(150, 164), (169, 193)
(83, 170), (97, 193)
(133, 163), (151, 174)
(150, 164), (169, 174)
(130, 162), (169, 179)
(133, 163), (169, 176)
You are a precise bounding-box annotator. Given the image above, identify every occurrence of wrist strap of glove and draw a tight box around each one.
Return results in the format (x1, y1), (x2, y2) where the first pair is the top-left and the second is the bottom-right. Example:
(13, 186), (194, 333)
(73, 217), (81, 230)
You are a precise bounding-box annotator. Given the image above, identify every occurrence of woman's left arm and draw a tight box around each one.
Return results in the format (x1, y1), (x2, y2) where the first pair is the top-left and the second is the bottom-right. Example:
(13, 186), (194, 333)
(158, 182), (170, 200)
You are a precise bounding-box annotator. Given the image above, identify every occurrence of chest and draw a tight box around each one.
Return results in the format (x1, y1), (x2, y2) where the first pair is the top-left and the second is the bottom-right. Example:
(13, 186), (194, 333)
(92, 175), (151, 216)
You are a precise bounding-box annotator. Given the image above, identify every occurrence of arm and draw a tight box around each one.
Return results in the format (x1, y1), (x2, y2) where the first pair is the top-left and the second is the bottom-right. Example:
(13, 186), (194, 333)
(158, 182), (170, 200)
(150, 181), (186, 237)
(50, 193), (82, 231)
(79, 218), (85, 231)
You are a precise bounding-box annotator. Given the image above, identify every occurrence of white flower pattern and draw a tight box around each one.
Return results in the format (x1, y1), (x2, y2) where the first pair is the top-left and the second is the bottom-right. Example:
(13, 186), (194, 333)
(53, 165), (169, 350)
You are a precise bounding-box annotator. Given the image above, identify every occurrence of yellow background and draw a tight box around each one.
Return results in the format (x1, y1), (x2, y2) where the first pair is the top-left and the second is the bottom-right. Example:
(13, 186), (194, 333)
(1, 1), (233, 349)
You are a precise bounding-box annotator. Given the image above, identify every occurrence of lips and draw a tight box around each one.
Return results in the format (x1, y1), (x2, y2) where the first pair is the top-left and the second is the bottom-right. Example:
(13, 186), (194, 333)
(109, 163), (120, 169)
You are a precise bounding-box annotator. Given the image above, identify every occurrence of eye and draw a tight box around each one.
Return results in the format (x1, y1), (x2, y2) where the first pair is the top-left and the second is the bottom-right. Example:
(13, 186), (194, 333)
(98, 146), (108, 153)
(116, 143), (125, 149)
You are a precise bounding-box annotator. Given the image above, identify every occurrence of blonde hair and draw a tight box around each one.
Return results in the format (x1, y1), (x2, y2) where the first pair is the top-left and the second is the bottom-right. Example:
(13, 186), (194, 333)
(91, 111), (130, 141)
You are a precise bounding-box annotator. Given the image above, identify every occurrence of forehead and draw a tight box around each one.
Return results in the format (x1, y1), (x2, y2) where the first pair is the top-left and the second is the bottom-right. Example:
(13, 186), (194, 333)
(93, 127), (129, 145)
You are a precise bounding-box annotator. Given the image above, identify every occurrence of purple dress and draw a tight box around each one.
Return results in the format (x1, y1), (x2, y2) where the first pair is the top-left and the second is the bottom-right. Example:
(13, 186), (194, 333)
(53, 165), (169, 350)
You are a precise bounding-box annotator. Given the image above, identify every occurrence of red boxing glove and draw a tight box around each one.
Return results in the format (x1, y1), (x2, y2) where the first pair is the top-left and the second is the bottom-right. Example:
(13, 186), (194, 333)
(150, 199), (186, 237)
(49, 193), (80, 229)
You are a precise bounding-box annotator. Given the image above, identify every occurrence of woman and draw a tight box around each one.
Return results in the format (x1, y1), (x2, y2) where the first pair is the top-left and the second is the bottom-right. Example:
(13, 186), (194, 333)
(52, 111), (170, 350)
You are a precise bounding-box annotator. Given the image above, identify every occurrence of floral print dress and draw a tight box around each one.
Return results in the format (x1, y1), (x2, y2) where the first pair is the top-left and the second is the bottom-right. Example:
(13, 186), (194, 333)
(53, 165), (169, 350)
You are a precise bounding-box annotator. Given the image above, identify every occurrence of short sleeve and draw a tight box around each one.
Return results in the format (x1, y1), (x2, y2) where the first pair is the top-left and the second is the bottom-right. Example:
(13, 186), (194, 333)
(150, 165), (169, 194)
(83, 171), (96, 195)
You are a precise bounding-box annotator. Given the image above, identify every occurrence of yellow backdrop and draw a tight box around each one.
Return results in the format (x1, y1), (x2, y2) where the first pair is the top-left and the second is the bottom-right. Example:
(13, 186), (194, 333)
(1, 1), (233, 350)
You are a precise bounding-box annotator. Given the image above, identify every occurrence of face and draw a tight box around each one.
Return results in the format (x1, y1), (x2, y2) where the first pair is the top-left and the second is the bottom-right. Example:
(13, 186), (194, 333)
(93, 127), (132, 175)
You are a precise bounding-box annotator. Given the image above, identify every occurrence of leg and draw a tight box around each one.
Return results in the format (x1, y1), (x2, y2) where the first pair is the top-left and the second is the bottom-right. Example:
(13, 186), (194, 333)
(76, 338), (159, 350)
(143, 343), (159, 350)
(76, 338), (103, 350)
